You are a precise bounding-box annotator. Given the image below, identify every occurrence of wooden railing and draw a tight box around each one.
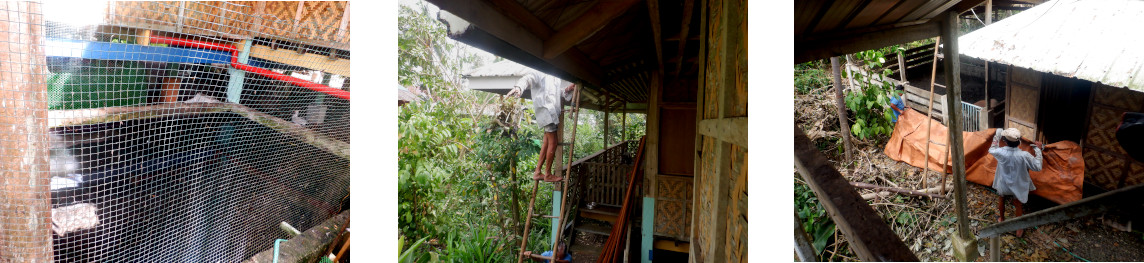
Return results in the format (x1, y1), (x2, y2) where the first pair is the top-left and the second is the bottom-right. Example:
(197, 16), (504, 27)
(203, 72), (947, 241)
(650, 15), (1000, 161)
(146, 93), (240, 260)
(564, 140), (638, 210)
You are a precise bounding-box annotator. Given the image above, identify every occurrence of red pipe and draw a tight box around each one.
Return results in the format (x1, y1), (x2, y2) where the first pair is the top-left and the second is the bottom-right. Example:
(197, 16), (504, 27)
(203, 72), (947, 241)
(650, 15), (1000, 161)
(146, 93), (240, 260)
(232, 63), (351, 100)
(148, 36), (350, 100)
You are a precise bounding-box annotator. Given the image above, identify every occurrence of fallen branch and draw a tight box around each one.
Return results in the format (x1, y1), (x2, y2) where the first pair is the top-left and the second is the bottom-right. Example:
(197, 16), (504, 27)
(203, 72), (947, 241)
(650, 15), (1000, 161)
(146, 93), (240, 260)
(852, 181), (946, 199)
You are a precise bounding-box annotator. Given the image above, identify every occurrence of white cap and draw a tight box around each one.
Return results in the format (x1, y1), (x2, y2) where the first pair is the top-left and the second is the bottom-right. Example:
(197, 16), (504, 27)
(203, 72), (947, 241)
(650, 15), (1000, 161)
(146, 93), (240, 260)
(1002, 128), (1021, 141)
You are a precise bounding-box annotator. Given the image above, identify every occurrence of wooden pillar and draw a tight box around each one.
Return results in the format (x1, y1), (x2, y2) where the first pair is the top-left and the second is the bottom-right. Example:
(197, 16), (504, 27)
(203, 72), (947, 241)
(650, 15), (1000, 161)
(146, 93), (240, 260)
(831, 57), (853, 161)
(0, 1), (53, 260)
(642, 69), (662, 263)
(605, 95), (611, 146)
(983, 0), (992, 127)
(227, 39), (253, 103)
(942, 9), (973, 248)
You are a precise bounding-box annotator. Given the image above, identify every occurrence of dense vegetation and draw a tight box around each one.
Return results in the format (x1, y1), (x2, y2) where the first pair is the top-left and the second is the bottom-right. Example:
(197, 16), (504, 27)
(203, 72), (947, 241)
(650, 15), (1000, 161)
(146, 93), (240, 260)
(398, 1), (645, 262)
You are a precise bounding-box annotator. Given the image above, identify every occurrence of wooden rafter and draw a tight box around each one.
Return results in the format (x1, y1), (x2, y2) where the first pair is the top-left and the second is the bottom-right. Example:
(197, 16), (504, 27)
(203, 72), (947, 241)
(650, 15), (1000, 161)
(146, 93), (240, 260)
(542, 0), (642, 59)
(429, 0), (605, 86)
(647, 0), (664, 77)
(672, 0), (695, 78)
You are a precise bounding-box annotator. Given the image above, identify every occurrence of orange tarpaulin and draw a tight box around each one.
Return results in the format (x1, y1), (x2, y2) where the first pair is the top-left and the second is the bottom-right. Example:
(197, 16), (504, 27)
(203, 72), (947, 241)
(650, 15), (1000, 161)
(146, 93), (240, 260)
(884, 110), (1084, 204)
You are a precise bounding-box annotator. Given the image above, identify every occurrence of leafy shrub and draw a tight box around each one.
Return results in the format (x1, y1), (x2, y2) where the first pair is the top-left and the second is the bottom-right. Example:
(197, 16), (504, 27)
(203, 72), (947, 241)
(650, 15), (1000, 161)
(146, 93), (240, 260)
(843, 50), (899, 141)
(795, 60), (831, 95)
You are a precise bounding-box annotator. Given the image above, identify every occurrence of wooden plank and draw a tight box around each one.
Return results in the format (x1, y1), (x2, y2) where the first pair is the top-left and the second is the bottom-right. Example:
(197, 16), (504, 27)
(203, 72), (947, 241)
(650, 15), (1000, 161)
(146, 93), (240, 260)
(794, 127), (918, 261)
(249, 45), (350, 77)
(796, 19), (940, 64)
(654, 239), (690, 253)
(542, 0), (642, 59)
(978, 183), (1144, 239)
(0, 1), (52, 259)
(696, 117), (747, 149)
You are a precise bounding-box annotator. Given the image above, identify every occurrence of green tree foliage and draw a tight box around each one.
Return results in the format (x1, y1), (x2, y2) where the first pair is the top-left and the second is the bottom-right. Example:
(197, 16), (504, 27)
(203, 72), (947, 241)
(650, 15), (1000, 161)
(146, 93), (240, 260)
(843, 49), (899, 141)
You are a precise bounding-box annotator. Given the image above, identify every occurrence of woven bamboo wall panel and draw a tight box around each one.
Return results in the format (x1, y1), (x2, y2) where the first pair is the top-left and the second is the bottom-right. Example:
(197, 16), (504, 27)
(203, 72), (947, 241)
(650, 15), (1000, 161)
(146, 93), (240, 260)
(1127, 162), (1144, 187)
(1009, 66), (1041, 87)
(1008, 84), (1039, 122)
(702, 0), (724, 120)
(181, 1), (255, 37)
(108, 1), (349, 47)
(654, 176), (693, 240)
(1083, 149), (1124, 190)
(1093, 83), (1144, 110)
(723, 143), (747, 262)
(696, 135), (716, 250)
(111, 2), (181, 27)
(1085, 105), (1128, 156)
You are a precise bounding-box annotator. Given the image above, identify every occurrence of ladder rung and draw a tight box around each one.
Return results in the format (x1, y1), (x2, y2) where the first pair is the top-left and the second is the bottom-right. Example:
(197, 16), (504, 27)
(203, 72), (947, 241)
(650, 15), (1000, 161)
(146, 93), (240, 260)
(533, 214), (559, 219)
(558, 142), (571, 146)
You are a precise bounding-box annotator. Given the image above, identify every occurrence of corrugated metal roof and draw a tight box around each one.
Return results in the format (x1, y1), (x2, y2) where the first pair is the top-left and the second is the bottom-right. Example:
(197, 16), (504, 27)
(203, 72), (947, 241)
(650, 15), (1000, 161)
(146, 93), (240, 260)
(959, 0), (1144, 91)
(464, 59), (534, 78)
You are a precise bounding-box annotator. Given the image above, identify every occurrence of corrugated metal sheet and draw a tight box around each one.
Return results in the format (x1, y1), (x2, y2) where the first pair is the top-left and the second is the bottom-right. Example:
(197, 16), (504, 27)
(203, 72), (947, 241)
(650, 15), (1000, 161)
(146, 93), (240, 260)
(959, 0), (1144, 92)
(464, 59), (533, 78)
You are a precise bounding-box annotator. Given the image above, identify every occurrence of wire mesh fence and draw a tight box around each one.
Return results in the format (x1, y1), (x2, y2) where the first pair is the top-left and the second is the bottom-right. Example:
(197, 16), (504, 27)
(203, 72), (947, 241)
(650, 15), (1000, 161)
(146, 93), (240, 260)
(1, 1), (350, 261)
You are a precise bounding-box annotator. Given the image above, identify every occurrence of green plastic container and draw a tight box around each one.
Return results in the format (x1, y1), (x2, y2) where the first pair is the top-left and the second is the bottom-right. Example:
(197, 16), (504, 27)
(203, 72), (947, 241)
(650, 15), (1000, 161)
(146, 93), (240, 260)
(48, 60), (148, 110)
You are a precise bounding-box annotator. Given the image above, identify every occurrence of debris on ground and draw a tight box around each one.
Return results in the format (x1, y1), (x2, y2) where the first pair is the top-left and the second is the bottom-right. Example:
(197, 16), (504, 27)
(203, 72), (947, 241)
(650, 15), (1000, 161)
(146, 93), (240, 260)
(795, 87), (1144, 262)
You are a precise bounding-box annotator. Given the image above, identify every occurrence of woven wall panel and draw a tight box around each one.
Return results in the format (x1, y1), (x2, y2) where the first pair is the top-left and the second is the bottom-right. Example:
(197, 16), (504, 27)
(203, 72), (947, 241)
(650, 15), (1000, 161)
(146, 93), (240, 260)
(724, 144), (747, 262)
(111, 2), (181, 27)
(181, 1), (256, 37)
(702, 0), (723, 120)
(696, 136), (716, 251)
(654, 176), (693, 240)
(1126, 162), (1144, 187)
(1085, 105), (1128, 155)
(1010, 66), (1041, 87)
(1008, 84), (1039, 122)
(1093, 83), (1144, 110)
(1083, 149), (1124, 190)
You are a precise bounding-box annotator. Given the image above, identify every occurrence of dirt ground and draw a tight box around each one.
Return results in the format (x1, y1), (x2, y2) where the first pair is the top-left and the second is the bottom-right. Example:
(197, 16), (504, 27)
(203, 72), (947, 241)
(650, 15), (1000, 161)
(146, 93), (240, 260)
(795, 87), (1144, 261)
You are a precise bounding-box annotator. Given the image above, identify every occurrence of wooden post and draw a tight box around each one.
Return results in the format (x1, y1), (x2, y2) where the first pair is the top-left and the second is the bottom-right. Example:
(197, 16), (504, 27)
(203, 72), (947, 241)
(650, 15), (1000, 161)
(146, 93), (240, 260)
(983, 0), (993, 128)
(138, 29), (152, 46)
(605, 95), (611, 146)
(942, 10), (973, 248)
(897, 49), (908, 83)
(0, 1), (53, 260)
(227, 39), (253, 103)
(831, 56), (853, 162)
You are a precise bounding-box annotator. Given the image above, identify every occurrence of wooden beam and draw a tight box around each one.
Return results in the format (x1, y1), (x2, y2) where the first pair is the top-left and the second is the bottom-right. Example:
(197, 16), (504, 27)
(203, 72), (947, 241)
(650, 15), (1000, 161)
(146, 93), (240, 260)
(0, 1), (52, 259)
(542, 0), (642, 59)
(978, 183), (1144, 239)
(249, 44), (350, 76)
(794, 127), (919, 261)
(796, 19), (940, 64)
(941, 10), (973, 242)
(672, 0), (695, 78)
(647, 0), (664, 76)
(696, 117), (747, 149)
(430, 0), (605, 86)
(653, 239), (690, 253)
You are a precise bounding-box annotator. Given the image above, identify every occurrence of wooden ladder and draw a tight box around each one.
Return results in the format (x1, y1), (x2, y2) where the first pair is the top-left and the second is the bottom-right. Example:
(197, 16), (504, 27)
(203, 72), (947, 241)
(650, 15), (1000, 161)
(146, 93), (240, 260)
(517, 84), (583, 263)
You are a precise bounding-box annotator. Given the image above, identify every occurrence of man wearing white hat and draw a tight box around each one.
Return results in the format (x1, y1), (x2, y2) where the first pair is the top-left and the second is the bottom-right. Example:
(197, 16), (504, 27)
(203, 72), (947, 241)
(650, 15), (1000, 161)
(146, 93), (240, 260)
(988, 127), (1043, 237)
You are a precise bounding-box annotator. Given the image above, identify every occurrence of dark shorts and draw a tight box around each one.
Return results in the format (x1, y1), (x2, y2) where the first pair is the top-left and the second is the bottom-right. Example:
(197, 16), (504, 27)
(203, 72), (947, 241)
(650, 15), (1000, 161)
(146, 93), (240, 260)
(543, 123), (558, 133)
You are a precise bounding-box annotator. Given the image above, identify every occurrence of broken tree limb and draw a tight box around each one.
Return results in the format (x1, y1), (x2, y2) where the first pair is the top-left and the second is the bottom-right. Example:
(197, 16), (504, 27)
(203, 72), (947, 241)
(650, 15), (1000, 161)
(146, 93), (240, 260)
(852, 182), (946, 199)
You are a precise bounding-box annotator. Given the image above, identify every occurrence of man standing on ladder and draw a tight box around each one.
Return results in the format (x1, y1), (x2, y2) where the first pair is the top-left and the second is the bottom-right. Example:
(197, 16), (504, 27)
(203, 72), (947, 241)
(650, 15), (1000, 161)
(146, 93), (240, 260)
(989, 128), (1043, 237)
(507, 70), (577, 182)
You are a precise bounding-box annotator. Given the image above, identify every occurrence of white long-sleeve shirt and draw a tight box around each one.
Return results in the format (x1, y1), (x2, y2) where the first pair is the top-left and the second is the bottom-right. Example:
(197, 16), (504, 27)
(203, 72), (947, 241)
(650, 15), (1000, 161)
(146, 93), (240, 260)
(988, 129), (1043, 203)
(515, 70), (573, 128)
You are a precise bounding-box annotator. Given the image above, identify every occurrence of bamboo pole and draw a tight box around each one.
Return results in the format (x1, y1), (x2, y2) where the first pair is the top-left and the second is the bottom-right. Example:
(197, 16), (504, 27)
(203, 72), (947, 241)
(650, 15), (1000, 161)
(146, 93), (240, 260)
(551, 84), (583, 262)
(984, 0), (993, 128)
(516, 182), (542, 263)
(831, 57), (853, 162)
(923, 37), (941, 193)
